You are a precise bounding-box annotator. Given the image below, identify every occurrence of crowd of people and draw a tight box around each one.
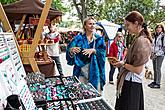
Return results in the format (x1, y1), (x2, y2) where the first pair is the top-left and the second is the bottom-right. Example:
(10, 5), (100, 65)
(42, 10), (164, 110)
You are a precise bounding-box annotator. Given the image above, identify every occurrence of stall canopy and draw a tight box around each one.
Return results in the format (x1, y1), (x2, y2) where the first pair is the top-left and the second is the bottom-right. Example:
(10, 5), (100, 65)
(96, 19), (123, 55)
(96, 19), (122, 40)
(3, 0), (62, 21)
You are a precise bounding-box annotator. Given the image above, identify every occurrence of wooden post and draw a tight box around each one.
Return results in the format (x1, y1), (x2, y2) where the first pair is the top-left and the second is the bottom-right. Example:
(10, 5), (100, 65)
(0, 3), (12, 32)
(28, 0), (52, 72)
(16, 14), (27, 38)
(0, 3), (20, 51)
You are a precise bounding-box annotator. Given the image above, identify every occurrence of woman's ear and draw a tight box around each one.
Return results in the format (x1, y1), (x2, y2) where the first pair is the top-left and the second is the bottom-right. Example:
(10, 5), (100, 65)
(134, 21), (139, 26)
(134, 21), (140, 29)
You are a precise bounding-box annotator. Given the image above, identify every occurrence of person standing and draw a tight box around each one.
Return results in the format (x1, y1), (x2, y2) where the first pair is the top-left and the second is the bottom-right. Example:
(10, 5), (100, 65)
(66, 17), (106, 91)
(148, 24), (165, 88)
(113, 11), (152, 110)
(47, 25), (64, 76)
(107, 32), (126, 84)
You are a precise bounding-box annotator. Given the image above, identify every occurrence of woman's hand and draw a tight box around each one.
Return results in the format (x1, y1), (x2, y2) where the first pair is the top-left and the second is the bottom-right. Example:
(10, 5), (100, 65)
(69, 47), (81, 55)
(112, 61), (124, 68)
(82, 48), (96, 57)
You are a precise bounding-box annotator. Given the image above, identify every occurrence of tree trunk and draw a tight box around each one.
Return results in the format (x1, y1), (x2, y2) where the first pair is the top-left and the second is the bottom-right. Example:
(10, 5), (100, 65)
(72, 0), (87, 24)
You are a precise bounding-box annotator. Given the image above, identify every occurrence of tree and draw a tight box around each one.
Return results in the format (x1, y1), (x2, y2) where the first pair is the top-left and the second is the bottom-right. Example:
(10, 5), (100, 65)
(108, 0), (165, 26)
(71, 0), (114, 23)
(71, 0), (165, 26)
(51, 0), (69, 13)
(106, 0), (165, 47)
(0, 0), (17, 4)
(72, 0), (87, 24)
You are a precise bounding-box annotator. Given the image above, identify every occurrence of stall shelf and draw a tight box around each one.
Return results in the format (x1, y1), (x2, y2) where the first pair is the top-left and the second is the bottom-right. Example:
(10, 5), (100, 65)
(3, 0), (62, 76)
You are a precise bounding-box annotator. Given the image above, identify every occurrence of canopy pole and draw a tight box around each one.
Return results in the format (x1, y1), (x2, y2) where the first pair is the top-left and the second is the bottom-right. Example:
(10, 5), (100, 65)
(16, 14), (27, 38)
(0, 3), (12, 32)
(0, 3), (20, 50)
(28, 0), (52, 72)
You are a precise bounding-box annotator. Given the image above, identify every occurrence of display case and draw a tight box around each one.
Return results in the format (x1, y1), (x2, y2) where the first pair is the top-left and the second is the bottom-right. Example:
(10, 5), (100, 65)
(24, 74), (113, 110)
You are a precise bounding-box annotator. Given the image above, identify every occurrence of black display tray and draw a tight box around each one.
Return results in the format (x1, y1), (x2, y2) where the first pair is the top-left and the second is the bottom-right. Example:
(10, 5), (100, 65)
(75, 97), (113, 110)
(46, 99), (76, 110)
(35, 100), (47, 110)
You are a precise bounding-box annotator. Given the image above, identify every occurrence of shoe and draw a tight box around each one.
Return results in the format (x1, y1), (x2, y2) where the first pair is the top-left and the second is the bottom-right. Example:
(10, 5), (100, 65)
(109, 81), (114, 85)
(148, 82), (156, 87)
(149, 84), (160, 89)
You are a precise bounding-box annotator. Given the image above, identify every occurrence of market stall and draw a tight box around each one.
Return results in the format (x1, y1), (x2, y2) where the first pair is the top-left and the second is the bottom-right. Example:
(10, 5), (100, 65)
(3, 0), (62, 76)
(57, 28), (82, 52)
(0, 2), (114, 110)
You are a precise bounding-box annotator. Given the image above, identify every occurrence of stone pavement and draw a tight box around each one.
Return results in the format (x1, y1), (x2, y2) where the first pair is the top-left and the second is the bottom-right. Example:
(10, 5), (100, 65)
(58, 53), (165, 110)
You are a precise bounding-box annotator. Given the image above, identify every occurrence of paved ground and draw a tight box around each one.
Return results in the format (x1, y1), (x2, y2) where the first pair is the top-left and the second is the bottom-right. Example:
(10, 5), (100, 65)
(57, 53), (165, 110)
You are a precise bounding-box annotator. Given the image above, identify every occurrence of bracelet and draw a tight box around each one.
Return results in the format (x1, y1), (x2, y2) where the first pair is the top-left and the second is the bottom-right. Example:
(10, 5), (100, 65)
(123, 62), (126, 68)
(69, 49), (75, 58)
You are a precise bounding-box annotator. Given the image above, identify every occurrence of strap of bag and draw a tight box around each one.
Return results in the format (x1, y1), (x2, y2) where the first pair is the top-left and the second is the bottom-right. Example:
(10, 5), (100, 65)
(161, 35), (164, 47)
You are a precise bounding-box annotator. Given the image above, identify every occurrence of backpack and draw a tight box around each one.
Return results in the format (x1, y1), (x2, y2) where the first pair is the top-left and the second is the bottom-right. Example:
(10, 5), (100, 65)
(161, 33), (165, 54)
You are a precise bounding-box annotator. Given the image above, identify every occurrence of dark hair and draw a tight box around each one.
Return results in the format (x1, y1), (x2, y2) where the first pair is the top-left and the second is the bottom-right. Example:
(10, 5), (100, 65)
(125, 11), (152, 43)
(155, 24), (165, 33)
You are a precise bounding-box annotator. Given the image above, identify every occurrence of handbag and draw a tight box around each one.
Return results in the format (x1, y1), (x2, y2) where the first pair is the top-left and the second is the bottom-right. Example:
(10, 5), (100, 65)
(81, 63), (90, 79)
(5, 94), (26, 110)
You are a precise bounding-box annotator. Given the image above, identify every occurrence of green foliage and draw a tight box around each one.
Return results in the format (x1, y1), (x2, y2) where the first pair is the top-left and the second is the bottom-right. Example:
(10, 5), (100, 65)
(0, 0), (16, 4)
(51, 0), (69, 13)
(107, 0), (165, 27)
(72, 0), (164, 27)
(59, 20), (81, 29)
(99, 0), (165, 46)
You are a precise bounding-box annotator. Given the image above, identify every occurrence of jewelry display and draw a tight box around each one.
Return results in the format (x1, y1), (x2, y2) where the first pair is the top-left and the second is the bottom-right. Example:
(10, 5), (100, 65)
(76, 98), (112, 110)
(0, 33), (37, 110)
(45, 76), (63, 86)
(25, 72), (45, 85)
(0, 53), (10, 64)
(25, 72), (46, 102)
(29, 83), (46, 101)
(47, 100), (75, 110)
(64, 81), (101, 101)
(62, 76), (80, 85)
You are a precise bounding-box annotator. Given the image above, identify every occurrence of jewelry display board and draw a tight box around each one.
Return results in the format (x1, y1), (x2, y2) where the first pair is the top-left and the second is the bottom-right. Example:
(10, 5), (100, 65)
(0, 32), (37, 110)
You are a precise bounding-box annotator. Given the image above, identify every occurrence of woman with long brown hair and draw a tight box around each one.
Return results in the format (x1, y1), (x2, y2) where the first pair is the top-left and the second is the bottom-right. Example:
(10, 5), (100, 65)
(112, 11), (152, 110)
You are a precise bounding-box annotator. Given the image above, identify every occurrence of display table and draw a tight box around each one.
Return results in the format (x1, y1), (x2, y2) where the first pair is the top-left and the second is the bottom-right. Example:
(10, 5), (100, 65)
(23, 60), (55, 77)
(25, 75), (113, 110)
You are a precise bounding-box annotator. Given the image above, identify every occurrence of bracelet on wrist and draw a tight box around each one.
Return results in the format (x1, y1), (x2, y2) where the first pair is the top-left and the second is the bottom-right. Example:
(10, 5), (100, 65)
(123, 62), (126, 67)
